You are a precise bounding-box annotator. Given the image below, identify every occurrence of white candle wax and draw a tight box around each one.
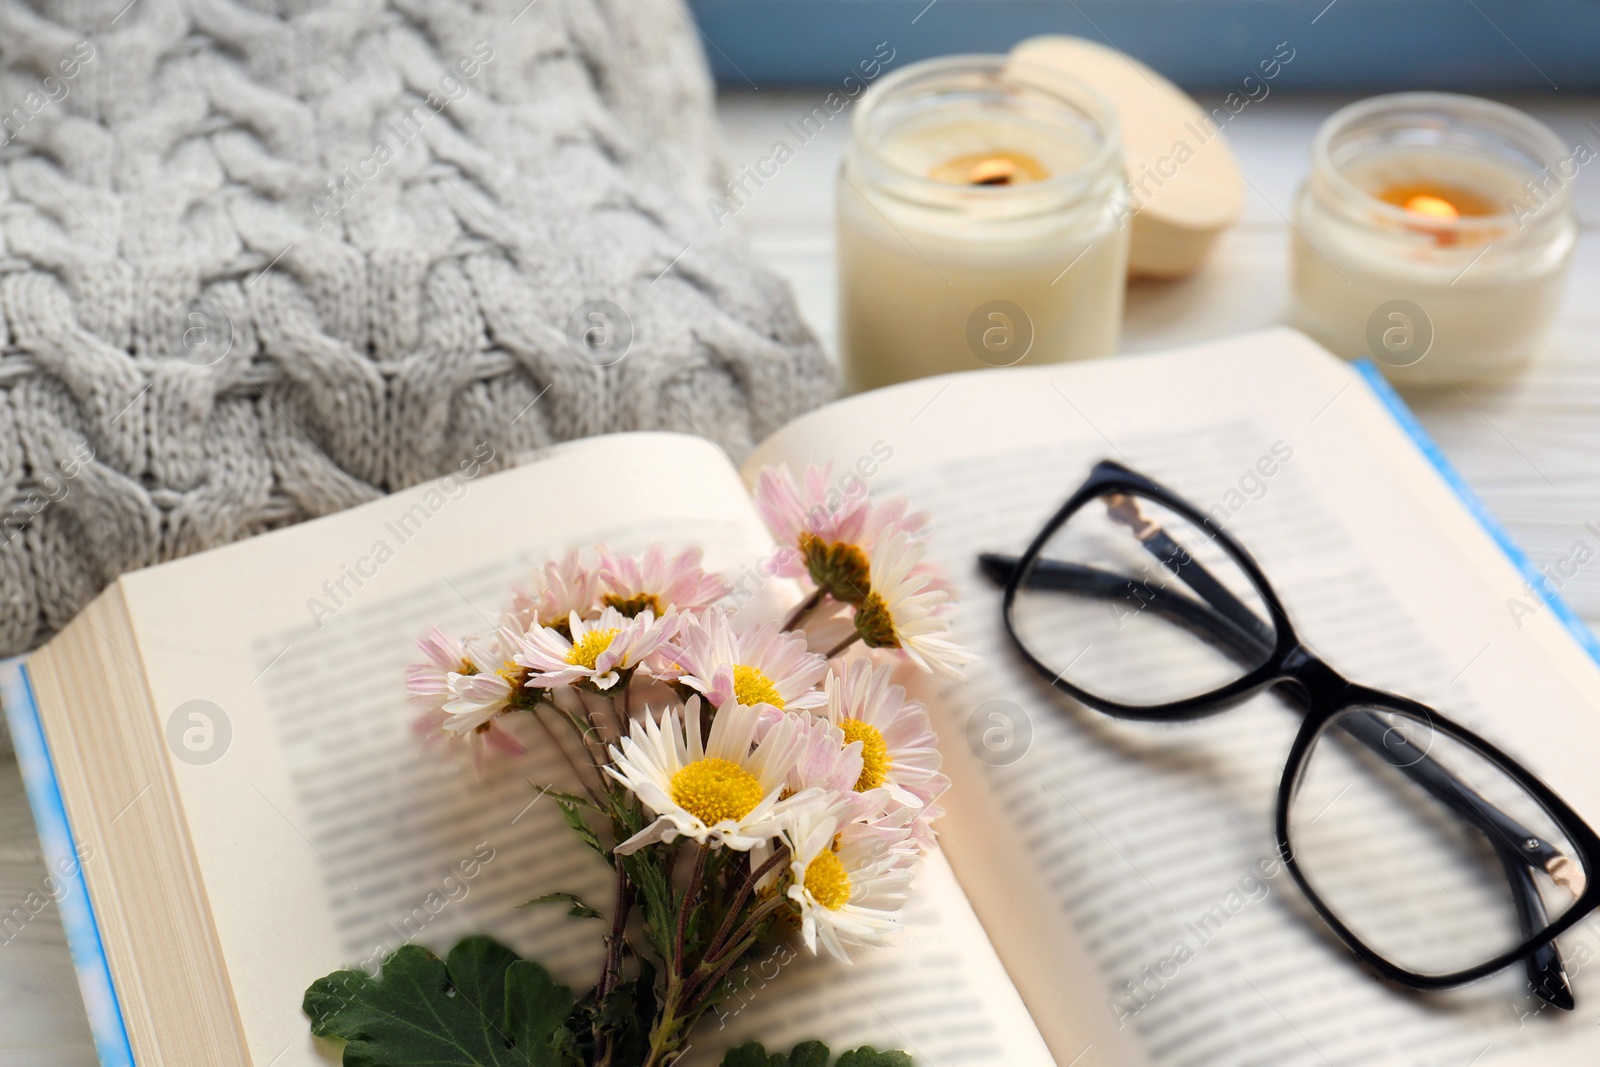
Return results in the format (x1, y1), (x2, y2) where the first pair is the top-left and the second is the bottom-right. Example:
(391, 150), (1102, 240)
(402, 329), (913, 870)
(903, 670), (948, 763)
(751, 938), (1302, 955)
(837, 57), (1130, 393)
(1290, 94), (1577, 386)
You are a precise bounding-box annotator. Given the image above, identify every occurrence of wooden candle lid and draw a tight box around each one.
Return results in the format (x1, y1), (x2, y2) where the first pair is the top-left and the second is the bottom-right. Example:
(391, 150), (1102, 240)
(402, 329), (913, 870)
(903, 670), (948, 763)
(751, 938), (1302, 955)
(1010, 35), (1244, 278)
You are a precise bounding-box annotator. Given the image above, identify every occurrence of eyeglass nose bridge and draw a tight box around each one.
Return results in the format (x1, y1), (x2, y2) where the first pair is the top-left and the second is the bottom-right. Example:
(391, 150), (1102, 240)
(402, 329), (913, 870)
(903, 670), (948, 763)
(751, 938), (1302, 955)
(1265, 643), (1354, 721)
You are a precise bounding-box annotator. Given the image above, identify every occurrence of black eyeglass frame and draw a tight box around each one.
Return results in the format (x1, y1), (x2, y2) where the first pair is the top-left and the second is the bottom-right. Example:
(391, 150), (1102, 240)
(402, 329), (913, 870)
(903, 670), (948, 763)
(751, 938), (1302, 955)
(990, 459), (1600, 1001)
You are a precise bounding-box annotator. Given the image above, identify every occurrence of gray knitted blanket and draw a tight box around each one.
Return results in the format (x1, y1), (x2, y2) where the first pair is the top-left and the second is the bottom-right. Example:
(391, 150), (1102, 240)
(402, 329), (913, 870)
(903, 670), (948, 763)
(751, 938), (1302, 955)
(0, 0), (834, 657)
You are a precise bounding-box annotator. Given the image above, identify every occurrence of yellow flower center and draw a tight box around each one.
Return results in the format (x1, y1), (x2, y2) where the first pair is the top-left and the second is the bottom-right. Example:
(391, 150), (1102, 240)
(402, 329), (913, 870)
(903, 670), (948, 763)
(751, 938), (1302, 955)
(804, 848), (852, 911)
(840, 719), (891, 792)
(566, 628), (621, 670)
(669, 758), (765, 826)
(732, 663), (784, 709)
(603, 592), (663, 617)
(853, 592), (899, 649)
(496, 659), (525, 686)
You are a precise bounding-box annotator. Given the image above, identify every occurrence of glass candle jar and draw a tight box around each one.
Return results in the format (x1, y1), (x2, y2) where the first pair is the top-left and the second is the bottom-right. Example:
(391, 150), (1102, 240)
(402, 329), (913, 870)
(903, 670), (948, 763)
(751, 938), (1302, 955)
(1290, 93), (1577, 386)
(837, 55), (1130, 393)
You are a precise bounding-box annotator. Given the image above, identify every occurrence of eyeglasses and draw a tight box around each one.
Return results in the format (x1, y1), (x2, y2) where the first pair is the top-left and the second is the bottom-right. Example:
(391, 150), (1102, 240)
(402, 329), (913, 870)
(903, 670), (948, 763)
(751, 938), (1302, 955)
(979, 459), (1600, 1010)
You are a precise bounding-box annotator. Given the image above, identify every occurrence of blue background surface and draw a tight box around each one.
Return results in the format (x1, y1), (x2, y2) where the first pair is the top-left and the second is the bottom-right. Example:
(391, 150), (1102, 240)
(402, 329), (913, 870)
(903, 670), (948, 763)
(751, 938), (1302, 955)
(688, 1), (1600, 91)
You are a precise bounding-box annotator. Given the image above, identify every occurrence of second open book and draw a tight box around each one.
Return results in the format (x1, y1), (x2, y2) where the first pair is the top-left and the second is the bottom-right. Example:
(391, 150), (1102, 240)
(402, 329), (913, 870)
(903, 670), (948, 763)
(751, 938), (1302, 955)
(14, 329), (1600, 1066)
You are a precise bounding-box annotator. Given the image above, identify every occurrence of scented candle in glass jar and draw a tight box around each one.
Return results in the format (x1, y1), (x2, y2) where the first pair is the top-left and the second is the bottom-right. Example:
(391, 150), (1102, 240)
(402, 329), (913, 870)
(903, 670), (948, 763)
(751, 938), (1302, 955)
(1291, 93), (1578, 385)
(837, 56), (1131, 392)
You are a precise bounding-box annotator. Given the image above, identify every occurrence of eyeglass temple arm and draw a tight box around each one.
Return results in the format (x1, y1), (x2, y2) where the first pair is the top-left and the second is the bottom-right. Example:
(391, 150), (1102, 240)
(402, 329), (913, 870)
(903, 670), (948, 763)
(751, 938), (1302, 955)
(981, 551), (1577, 1008)
(1501, 846), (1576, 1011)
(1102, 494), (1275, 647)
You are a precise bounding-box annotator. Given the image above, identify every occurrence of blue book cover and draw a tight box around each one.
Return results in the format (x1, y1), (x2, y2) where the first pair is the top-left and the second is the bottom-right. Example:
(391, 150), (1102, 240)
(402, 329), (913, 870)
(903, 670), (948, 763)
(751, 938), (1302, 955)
(0, 357), (1594, 1066)
(0, 658), (136, 1067)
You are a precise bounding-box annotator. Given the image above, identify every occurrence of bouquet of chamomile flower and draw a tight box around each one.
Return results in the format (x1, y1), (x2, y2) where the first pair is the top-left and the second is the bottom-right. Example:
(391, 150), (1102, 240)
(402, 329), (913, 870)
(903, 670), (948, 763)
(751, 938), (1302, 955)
(303, 465), (970, 1067)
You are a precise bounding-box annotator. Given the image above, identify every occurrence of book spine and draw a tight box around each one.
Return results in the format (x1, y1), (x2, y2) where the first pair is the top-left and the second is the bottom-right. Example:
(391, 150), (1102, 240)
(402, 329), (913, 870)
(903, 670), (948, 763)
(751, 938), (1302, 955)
(0, 656), (136, 1067)
(1353, 359), (1600, 665)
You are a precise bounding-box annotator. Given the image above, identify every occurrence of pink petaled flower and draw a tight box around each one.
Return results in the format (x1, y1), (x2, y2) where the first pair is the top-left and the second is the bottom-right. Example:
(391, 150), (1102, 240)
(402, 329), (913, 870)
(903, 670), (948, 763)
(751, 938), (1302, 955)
(517, 607), (678, 691)
(753, 463), (924, 605)
(509, 550), (603, 635)
(670, 610), (827, 713)
(904, 797), (945, 852)
(406, 627), (473, 730)
(597, 544), (729, 617)
(822, 657), (950, 809)
(854, 793), (944, 854)
(784, 714), (864, 795)
(407, 627), (526, 776)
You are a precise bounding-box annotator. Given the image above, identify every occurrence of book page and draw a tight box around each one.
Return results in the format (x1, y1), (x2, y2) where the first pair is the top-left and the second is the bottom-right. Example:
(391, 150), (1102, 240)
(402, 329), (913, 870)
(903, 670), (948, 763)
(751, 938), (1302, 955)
(696, 854), (1054, 1066)
(745, 330), (1600, 1067)
(110, 432), (1051, 1066)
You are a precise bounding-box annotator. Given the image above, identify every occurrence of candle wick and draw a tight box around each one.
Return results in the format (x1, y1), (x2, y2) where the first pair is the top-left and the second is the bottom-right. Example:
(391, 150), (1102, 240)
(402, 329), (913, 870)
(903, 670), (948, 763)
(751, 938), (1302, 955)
(968, 157), (1018, 186)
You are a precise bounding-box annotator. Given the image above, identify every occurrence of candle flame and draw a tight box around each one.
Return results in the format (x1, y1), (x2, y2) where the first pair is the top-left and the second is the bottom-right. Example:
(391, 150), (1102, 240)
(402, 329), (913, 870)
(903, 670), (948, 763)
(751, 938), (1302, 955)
(929, 150), (1048, 186)
(968, 158), (1018, 185)
(1403, 194), (1460, 222)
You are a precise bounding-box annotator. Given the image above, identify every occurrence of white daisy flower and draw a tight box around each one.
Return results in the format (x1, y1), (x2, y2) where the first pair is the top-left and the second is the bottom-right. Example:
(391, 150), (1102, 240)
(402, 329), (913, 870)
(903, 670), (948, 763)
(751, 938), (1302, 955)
(853, 532), (972, 681)
(782, 796), (919, 963)
(822, 658), (950, 810)
(517, 606), (678, 691)
(670, 610), (827, 712)
(509, 550), (603, 635)
(607, 698), (815, 853)
(598, 544), (729, 617)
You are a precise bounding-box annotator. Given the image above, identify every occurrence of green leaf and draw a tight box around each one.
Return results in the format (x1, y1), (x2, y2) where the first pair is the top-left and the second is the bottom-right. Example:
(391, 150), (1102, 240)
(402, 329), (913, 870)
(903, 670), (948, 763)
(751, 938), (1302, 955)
(505, 959), (575, 1061)
(720, 1043), (913, 1067)
(556, 797), (605, 857)
(537, 787), (594, 810)
(788, 1043), (831, 1067)
(595, 956), (657, 1066)
(620, 850), (676, 958)
(518, 892), (603, 920)
(303, 935), (576, 1066)
(835, 1049), (913, 1067)
(721, 1045), (784, 1067)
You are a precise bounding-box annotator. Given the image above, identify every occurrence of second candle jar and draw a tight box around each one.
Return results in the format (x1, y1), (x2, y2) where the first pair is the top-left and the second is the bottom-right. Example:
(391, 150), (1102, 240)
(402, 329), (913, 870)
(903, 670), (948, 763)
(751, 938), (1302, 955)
(837, 56), (1130, 392)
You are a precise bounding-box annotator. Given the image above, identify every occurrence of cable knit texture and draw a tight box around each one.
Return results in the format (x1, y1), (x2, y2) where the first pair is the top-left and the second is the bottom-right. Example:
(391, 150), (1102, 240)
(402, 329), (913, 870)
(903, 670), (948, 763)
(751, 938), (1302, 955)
(0, 0), (835, 657)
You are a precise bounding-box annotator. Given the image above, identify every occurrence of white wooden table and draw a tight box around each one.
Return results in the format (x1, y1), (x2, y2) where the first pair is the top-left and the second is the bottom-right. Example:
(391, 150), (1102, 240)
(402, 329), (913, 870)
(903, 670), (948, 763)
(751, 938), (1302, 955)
(2, 90), (1598, 1063)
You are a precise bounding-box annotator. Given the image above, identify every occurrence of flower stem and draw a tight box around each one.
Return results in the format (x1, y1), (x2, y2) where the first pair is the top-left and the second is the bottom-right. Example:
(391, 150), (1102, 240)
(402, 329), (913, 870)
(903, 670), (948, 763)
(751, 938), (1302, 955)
(596, 861), (633, 999)
(550, 699), (610, 776)
(530, 701), (604, 805)
(593, 860), (635, 1065)
(601, 685), (627, 739)
(674, 845), (709, 972)
(781, 587), (827, 631)
(704, 847), (788, 961)
(642, 973), (686, 1067)
(682, 916), (776, 1016)
(824, 631), (861, 659)
(701, 894), (786, 970)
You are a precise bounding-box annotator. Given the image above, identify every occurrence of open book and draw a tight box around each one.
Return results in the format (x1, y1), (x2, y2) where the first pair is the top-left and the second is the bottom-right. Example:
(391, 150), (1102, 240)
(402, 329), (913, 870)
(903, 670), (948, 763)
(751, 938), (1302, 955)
(7, 328), (1600, 1067)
